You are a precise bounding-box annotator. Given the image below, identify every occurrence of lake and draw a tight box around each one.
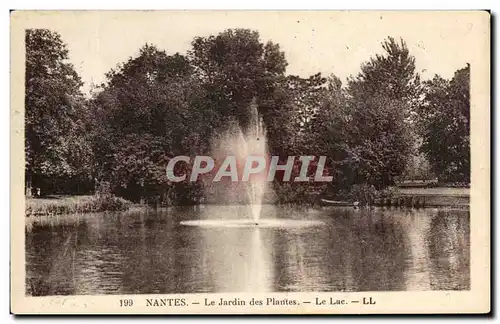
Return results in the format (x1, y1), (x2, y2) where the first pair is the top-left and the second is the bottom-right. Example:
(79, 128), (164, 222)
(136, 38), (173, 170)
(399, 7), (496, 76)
(26, 205), (470, 295)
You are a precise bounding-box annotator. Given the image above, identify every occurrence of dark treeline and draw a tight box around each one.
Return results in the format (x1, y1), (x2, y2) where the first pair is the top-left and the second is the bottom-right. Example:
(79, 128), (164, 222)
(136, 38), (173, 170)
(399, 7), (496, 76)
(25, 28), (470, 205)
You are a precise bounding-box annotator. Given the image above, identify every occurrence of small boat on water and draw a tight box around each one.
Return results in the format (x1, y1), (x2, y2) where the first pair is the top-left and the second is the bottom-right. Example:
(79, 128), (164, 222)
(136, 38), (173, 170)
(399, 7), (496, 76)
(320, 199), (356, 206)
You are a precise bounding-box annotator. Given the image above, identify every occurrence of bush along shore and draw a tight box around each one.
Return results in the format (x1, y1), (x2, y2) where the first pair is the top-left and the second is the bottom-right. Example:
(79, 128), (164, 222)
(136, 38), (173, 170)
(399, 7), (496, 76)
(25, 194), (132, 217)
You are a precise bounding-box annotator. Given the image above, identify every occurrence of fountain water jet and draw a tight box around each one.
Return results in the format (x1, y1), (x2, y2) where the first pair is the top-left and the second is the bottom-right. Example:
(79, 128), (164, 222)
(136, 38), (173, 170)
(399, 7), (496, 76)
(202, 100), (270, 223)
(182, 100), (325, 229)
(245, 105), (266, 224)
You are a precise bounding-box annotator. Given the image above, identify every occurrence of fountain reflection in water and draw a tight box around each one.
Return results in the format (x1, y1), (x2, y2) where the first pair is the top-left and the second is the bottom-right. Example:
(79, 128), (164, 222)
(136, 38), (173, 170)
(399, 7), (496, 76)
(197, 225), (273, 292)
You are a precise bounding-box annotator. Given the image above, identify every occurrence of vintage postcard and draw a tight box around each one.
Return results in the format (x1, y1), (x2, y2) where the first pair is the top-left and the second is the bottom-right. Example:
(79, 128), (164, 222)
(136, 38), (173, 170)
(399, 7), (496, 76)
(10, 10), (490, 314)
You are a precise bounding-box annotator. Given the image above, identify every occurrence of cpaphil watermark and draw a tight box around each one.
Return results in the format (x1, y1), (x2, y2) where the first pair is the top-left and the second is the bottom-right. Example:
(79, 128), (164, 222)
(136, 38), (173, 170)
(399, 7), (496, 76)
(166, 156), (333, 183)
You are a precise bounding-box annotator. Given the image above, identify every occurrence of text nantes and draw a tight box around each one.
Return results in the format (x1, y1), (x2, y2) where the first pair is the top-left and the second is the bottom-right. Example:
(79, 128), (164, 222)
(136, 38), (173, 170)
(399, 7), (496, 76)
(166, 155), (333, 183)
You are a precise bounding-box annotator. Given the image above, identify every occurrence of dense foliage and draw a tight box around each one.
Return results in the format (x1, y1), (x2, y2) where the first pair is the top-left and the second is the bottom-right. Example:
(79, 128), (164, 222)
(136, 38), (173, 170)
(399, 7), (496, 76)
(419, 65), (470, 183)
(25, 29), (94, 195)
(25, 29), (470, 203)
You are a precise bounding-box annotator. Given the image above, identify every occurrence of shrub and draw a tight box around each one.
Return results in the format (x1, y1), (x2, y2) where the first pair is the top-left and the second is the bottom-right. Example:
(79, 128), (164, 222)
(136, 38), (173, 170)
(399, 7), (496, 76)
(25, 194), (132, 216)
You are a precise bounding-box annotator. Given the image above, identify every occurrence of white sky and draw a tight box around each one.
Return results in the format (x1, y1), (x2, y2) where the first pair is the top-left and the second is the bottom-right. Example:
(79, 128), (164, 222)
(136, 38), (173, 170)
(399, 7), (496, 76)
(16, 11), (483, 94)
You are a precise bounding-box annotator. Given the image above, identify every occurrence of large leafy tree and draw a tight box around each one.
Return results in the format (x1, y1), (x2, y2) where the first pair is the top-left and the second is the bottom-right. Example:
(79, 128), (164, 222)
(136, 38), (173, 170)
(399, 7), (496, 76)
(419, 64), (470, 183)
(25, 29), (92, 194)
(91, 44), (211, 202)
(342, 37), (419, 188)
(189, 29), (287, 134)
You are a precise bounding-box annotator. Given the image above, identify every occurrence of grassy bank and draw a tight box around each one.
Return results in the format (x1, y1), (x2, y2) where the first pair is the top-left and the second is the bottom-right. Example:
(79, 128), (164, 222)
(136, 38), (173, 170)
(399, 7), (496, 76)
(25, 195), (133, 217)
(396, 187), (469, 207)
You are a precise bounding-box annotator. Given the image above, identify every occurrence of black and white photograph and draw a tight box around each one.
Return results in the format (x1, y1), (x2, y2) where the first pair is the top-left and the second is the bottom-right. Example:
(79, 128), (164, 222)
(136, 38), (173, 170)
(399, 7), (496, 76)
(10, 10), (490, 314)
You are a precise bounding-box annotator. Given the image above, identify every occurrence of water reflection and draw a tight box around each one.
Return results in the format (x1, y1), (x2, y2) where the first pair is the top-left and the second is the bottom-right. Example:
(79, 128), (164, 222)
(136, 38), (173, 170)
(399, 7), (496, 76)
(428, 210), (470, 290)
(396, 210), (433, 290)
(26, 206), (470, 295)
(196, 226), (273, 292)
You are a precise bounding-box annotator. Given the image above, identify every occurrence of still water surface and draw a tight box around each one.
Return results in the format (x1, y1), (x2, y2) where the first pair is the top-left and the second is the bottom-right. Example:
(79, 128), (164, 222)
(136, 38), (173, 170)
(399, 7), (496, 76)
(26, 205), (469, 295)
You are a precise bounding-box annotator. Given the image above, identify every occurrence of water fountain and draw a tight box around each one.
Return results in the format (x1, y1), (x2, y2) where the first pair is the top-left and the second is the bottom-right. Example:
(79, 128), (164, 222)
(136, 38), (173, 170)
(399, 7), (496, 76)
(181, 101), (324, 229)
(241, 101), (266, 224)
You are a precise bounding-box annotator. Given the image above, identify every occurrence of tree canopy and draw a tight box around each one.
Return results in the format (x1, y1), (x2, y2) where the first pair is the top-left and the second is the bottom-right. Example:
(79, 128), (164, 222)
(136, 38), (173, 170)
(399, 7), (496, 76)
(25, 29), (470, 202)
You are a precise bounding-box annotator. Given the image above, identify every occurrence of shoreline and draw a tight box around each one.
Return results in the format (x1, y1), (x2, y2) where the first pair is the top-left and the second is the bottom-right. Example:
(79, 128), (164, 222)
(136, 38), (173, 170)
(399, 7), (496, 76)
(25, 188), (470, 217)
